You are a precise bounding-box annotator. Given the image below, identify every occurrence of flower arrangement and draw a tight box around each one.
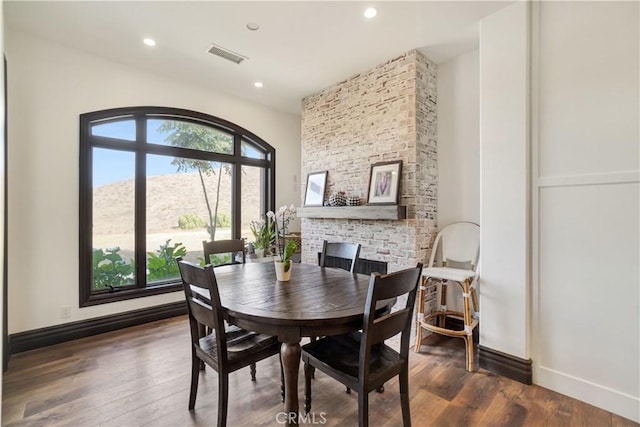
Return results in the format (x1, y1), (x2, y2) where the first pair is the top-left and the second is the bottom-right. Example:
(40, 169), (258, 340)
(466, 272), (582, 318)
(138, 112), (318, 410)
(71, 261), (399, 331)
(249, 218), (275, 256)
(267, 205), (298, 273)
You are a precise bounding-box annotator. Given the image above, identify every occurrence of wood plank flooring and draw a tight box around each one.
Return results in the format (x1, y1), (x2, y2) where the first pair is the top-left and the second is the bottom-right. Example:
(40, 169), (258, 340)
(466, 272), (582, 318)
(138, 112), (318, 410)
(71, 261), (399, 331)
(2, 316), (637, 426)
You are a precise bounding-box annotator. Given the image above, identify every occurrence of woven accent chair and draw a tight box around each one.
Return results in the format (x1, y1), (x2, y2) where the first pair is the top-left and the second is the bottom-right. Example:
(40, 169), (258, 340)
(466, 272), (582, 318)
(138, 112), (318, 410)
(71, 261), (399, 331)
(414, 221), (480, 371)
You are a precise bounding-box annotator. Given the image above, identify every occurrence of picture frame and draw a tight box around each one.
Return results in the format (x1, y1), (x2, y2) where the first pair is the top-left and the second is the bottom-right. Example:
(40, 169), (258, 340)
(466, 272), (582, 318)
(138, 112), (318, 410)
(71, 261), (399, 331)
(303, 171), (328, 206)
(367, 160), (402, 205)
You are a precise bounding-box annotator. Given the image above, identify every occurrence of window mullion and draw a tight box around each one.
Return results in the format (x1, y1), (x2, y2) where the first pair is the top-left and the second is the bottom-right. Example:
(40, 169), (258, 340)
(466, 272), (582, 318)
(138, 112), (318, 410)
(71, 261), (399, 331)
(134, 115), (147, 289)
(232, 135), (241, 240)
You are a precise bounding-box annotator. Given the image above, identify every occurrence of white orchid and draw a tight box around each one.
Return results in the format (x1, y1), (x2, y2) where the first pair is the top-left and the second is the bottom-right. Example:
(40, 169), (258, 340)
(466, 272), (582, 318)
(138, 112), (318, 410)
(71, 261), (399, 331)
(268, 205), (297, 263)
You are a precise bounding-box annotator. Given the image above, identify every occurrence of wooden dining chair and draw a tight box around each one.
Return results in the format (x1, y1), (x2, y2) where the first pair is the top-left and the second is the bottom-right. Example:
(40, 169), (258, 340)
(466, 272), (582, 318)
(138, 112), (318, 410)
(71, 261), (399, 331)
(177, 258), (282, 426)
(319, 240), (361, 273)
(202, 239), (246, 267)
(302, 264), (423, 427)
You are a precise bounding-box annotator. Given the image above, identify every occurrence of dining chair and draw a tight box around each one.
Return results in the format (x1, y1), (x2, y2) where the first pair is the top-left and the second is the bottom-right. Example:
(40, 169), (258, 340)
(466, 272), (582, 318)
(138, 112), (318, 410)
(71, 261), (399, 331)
(414, 221), (480, 372)
(301, 264), (423, 427)
(319, 240), (361, 273)
(202, 238), (246, 267)
(177, 258), (282, 426)
(317, 239), (386, 393)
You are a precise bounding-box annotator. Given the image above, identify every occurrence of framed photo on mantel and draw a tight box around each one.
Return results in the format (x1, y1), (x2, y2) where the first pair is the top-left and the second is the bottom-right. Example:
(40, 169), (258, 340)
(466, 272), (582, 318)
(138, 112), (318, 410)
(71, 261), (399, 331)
(304, 171), (328, 206)
(367, 160), (402, 205)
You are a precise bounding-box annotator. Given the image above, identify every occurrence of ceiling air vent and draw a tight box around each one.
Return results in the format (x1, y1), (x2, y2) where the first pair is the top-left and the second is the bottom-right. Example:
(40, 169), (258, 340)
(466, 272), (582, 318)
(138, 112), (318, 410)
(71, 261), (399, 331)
(206, 43), (248, 64)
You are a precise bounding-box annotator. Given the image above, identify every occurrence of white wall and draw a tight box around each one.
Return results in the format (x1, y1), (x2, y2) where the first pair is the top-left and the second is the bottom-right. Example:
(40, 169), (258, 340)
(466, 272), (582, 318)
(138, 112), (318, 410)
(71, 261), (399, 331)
(437, 49), (480, 312)
(532, 1), (639, 422)
(437, 49), (480, 227)
(479, 1), (530, 360)
(0, 1), (5, 420)
(5, 29), (301, 334)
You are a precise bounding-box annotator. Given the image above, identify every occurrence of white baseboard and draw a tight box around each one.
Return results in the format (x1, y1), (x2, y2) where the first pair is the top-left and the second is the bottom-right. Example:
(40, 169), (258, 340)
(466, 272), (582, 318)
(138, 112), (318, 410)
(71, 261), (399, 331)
(536, 365), (640, 423)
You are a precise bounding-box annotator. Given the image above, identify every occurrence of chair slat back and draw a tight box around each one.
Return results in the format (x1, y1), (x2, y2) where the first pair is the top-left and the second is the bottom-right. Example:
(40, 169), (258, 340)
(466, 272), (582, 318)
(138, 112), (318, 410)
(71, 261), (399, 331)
(320, 241), (361, 274)
(428, 222), (479, 270)
(203, 239), (246, 267)
(360, 264), (423, 377)
(177, 258), (228, 355)
(369, 310), (412, 344)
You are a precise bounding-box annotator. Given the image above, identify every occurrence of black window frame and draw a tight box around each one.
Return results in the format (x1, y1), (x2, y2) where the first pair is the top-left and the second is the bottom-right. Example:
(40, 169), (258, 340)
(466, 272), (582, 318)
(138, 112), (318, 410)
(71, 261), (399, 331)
(79, 106), (275, 306)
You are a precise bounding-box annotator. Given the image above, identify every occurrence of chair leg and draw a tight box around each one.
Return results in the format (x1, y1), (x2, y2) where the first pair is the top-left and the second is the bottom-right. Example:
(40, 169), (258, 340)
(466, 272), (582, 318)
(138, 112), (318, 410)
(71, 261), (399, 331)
(414, 324), (423, 353)
(438, 282), (448, 328)
(464, 335), (475, 372)
(304, 363), (313, 414)
(308, 338), (316, 378)
(414, 279), (425, 353)
(358, 390), (369, 427)
(399, 364), (411, 427)
(188, 354), (200, 410)
(250, 362), (256, 381)
(218, 372), (229, 427)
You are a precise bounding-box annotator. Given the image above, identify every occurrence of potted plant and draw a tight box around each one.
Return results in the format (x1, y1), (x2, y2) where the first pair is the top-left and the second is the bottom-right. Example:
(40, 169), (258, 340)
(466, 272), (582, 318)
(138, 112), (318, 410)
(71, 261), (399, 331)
(267, 205), (298, 281)
(250, 219), (275, 258)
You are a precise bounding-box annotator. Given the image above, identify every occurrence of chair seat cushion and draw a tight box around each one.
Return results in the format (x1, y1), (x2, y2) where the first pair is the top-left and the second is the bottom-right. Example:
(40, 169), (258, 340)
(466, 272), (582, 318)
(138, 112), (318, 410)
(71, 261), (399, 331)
(302, 332), (402, 380)
(423, 267), (476, 282)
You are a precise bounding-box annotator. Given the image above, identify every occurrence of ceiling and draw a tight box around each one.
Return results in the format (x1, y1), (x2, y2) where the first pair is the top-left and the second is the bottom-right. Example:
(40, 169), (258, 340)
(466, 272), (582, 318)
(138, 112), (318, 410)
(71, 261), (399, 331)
(4, 1), (512, 115)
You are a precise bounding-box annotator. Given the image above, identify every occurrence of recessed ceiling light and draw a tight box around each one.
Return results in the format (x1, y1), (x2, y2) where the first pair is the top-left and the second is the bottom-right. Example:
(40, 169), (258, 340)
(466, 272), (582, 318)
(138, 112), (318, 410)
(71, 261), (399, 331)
(246, 22), (260, 31)
(364, 7), (378, 19)
(254, 81), (264, 88)
(143, 38), (156, 47)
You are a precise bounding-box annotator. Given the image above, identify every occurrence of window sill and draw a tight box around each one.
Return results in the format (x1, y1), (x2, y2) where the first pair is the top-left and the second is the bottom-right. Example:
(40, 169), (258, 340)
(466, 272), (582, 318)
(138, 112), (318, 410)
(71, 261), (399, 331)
(81, 283), (182, 307)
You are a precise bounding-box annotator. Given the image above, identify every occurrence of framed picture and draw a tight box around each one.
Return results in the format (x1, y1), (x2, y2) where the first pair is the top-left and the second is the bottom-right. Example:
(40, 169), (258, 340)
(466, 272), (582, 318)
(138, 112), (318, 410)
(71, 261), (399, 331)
(367, 160), (402, 205)
(304, 171), (328, 206)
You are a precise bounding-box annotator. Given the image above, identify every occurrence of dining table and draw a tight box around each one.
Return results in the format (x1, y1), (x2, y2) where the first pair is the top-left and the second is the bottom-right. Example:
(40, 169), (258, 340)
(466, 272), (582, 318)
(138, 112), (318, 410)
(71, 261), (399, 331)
(205, 261), (384, 425)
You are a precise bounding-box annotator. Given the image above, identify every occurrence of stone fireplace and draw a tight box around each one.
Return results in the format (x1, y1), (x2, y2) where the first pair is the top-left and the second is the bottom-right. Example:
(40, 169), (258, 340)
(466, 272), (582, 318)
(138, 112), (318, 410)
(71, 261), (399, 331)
(300, 50), (438, 288)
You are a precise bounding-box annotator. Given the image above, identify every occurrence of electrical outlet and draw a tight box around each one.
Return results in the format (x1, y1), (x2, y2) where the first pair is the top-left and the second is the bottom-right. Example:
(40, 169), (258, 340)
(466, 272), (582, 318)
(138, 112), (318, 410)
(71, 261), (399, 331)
(60, 305), (71, 319)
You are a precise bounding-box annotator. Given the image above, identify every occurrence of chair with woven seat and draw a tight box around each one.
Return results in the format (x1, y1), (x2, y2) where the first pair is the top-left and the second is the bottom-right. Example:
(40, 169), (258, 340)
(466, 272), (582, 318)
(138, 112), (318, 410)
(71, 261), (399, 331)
(177, 258), (282, 426)
(319, 240), (361, 273)
(202, 238), (246, 267)
(414, 221), (480, 372)
(302, 264), (423, 427)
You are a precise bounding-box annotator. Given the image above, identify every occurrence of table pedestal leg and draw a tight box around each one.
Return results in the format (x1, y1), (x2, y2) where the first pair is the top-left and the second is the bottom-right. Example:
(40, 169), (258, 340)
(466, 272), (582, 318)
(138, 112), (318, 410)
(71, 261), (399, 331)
(281, 340), (301, 425)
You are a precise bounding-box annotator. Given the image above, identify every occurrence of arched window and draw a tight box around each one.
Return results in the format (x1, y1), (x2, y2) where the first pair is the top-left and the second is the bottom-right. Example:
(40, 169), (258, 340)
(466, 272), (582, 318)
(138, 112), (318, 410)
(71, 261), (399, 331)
(79, 107), (275, 306)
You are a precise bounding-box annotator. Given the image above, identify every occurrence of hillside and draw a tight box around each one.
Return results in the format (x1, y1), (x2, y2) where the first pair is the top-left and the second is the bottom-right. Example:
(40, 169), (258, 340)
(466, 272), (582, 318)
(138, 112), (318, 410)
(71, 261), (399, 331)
(93, 170), (262, 235)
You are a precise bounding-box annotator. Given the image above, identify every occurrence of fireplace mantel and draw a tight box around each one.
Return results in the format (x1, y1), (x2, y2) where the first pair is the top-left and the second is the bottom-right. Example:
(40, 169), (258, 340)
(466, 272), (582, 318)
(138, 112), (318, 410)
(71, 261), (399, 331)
(297, 205), (407, 220)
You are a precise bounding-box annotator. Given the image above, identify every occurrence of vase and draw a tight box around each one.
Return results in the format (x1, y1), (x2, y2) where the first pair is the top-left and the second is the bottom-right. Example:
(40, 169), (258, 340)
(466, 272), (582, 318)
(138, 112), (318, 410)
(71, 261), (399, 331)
(254, 247), (265, 258)
(274, 259), (292, 282)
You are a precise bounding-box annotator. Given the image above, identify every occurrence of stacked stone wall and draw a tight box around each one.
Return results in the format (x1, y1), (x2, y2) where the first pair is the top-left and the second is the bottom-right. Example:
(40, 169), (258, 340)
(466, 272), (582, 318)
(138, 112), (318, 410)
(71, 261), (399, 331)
(301, 50), (438, 282)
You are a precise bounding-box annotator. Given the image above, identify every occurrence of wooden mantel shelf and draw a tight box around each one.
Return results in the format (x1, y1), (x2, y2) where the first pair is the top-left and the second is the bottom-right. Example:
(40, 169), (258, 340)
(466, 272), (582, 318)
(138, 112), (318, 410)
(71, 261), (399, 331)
(297, 205), (407, 220)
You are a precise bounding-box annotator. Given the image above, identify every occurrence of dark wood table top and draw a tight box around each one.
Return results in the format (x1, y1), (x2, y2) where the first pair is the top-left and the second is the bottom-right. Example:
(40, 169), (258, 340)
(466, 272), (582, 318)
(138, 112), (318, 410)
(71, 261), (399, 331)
(206, 262), (378, 341)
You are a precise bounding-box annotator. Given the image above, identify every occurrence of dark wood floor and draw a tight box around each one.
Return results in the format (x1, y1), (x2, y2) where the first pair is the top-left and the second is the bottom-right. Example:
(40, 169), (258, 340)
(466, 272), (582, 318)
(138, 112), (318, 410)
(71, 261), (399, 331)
(2, 316), (637, 426)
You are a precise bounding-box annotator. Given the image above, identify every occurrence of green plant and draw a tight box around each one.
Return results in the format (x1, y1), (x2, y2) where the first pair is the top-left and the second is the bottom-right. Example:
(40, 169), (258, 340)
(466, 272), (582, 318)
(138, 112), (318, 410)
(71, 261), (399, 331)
(250, 219), (275, 250)
(267, 205), (297, 268)
(199, 253), (232, 267)
(282, 240), (298, 272)
(178, 213), (206, 230)
(92, 247), (134, 289)
(147, 239), (187, 281)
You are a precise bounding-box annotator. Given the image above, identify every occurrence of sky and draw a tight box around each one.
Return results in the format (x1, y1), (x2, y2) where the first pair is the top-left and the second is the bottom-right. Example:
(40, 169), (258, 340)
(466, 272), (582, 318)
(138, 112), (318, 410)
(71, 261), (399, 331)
(92, 119), (262, 187)
(92, 119), (181, 187)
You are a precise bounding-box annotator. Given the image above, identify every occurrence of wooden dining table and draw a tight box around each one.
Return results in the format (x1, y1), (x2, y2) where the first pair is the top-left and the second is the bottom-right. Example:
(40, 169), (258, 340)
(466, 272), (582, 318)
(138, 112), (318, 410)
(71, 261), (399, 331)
(206, 261), (380, 425)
